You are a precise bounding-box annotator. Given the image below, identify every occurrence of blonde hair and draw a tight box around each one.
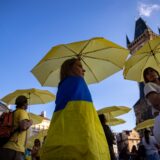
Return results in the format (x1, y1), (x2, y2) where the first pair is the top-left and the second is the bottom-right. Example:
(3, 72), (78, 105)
(60, 58), (78, 81)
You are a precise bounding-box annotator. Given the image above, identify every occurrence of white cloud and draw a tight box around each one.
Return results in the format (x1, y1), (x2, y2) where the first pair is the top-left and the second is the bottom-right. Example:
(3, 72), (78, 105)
(138, 2), (160, 17)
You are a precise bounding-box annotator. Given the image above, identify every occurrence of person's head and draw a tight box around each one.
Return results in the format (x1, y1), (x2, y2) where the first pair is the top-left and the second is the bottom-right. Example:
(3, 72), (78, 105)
(34, 138), (41, 147)
(60, 58), (85, 81)
(143, 67), (160, 83)
(98, 114), (106, 125)
(15, 95), (28, 110)
(144, 128), (151, 134)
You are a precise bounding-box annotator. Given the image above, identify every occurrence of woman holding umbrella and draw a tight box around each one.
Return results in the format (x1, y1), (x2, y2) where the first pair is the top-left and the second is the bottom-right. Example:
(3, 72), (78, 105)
(40, 58), (111, 160)
(143, 67), (160, 145)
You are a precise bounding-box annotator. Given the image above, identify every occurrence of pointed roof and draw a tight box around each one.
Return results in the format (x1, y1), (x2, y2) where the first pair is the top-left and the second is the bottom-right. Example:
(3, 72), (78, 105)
(126, 35), (131, 46)
(134, 17), (150, 39)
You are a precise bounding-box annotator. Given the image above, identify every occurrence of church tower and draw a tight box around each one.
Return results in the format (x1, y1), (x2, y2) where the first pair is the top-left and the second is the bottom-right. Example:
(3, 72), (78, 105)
(126, 17), (159, 124)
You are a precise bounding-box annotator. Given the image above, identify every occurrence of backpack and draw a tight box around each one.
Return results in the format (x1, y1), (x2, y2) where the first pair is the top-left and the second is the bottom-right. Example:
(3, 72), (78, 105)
(0, 111), (17, 147)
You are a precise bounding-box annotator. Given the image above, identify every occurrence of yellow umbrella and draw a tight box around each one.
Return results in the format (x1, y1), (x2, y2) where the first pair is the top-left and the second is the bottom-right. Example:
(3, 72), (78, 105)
(135, 119), (155, 131)
(123, 36), (160, 82)
(26, 129), (48, 149)
(28, 112), (44, 125)
(97, 106), (131, 117)
(31, 37), (129, 87)
(1, 88), (55, 105)
(106, 117), (126, 126)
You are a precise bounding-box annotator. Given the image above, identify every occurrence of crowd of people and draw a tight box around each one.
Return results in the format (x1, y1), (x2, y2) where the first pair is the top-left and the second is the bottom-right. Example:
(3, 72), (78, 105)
(0, 58), (160, 160)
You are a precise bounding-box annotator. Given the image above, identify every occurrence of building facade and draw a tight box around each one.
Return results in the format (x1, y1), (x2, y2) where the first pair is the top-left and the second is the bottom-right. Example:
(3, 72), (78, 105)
(116, 129), (140, 152)
(29, 111), (50, 137)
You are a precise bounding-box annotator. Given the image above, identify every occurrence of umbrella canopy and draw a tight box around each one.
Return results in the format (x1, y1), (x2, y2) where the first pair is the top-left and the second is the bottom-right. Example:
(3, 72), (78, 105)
(135, 119), (154, 131)
(28, 112), (44, 125)
(1, 88), (55, 105)
(97, 106), (131, 117)
(31, 37), (129, 87)
(106, 117), (126, 126)
(123, 36), (160, 82)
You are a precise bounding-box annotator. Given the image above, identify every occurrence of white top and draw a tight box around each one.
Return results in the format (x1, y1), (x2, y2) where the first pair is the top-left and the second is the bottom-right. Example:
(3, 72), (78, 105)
(144, 82), (160, 144)
(153, 114), (160, 144)
(144, 82), (160, 114)
(142, 135), (159, 155)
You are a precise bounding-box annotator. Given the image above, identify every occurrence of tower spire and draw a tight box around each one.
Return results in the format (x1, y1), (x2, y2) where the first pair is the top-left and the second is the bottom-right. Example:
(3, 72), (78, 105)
(126, 35), (131, 47)
(134, 17), (153, 40)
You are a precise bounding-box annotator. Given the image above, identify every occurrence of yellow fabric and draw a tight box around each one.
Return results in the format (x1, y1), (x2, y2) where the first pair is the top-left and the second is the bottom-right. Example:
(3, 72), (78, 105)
(40, 101), (110, 160)
(3, 108), (29, 153)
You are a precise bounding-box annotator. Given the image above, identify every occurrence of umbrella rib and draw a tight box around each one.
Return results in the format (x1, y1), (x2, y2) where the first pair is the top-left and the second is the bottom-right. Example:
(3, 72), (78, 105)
(125, 54), (149, 80)
(79, 39), (92, 56)
(34, 92), (45, 104)
(83, 46), (126, 55)
(147, 40), (160, 65)
(148, 40), (152, 52)
(154, 54), (160, 66)
(46, 55), (75, 60)
(83, 55), (122, 68)
(81, 57), (99, 82)
(153, 41), (160, 52)
(41, 69), (58, 86)
(127, 54), (148, 69)
(141, 54), (153, 75)
(62, 45), (79, 56)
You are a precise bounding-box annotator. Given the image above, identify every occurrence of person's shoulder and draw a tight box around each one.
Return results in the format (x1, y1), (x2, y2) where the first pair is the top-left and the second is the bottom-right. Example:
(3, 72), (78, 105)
(15, 108), (29, 118)
(144, 82), (157, 87)
(15, 108), (27, 114)
(144, 82), (159, 95)
(150, 135), (157, 141)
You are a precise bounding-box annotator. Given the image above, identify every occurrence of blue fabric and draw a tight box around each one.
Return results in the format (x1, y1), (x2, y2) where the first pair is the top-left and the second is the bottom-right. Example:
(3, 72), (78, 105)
(55, 76), (92, 112)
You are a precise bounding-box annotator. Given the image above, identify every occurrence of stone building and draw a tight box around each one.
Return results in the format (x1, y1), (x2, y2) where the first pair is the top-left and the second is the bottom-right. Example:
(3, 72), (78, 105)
(29, 111), (50, 137)
(116, 129), (140, 152)
(126, 17), (160, 124)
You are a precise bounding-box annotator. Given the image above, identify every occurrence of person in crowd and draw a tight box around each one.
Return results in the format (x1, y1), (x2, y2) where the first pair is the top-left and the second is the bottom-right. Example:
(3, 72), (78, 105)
(99, 114), (116, 160)
(130, 145), (138, 160)
(0, 95), (33, 160)
(40, 58), (111, 160)
(142, 128), (160, 160)
(25, 148), (32, 160)
(119, 144), (130, 160)
(137, 139), (146, 160)
(143, 67), (160, 143)
(31, 139), (41, 160)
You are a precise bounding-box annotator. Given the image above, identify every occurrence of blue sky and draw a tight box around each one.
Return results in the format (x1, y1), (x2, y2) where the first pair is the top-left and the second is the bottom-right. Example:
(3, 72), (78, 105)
(0, 0), (160, 132)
